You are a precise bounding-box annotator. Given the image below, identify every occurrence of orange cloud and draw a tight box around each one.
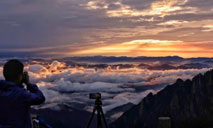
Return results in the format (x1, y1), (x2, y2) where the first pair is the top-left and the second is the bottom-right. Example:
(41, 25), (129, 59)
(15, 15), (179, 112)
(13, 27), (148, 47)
(105, 0), (191, 17)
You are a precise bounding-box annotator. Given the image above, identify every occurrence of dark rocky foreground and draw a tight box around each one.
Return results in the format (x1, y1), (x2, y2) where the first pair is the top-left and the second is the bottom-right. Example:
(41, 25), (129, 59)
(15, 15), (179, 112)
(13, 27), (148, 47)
(31, 104), (96, 128)
(31, 102), (135, 128)
(110, 69), (213, 128)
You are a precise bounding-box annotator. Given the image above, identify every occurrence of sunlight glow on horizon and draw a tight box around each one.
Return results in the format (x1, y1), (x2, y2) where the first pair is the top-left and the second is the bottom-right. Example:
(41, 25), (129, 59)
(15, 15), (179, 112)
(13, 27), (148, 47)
(72, 40), (213, 58)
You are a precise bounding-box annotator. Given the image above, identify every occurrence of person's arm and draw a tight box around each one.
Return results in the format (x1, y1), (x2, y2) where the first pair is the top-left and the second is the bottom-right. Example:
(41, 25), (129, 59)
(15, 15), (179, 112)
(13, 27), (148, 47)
(21, 83), (45, 105)
(21, 72), (45, 105)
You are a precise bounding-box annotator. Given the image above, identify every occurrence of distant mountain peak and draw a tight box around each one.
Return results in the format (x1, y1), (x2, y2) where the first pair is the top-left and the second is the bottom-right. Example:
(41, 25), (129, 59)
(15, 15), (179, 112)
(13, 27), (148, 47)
(110, 69), (213, 128)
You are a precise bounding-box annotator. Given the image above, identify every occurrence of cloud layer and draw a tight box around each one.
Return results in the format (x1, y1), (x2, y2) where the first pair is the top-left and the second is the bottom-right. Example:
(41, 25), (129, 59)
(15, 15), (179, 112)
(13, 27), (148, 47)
(2, 61), (210, 111)
(0, 59), (211, 121)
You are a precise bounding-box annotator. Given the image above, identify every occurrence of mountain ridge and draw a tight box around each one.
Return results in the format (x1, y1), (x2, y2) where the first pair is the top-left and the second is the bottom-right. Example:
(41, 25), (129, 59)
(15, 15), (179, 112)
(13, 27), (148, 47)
(110, 69), (213, 128)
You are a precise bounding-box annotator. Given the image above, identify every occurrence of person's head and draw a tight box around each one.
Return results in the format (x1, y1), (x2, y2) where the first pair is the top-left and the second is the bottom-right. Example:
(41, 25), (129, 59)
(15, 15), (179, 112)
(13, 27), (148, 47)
(3, 59), (24, 84)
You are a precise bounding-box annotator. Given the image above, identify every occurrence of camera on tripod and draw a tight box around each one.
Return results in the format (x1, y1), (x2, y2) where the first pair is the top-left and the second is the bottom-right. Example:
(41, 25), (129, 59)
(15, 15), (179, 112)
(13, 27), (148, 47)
(89, 93), (101, 99)
(87, 93), (108, 128)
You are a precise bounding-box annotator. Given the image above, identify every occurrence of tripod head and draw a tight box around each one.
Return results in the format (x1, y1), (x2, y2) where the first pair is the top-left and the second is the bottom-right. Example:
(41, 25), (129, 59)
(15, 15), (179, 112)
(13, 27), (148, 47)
(89, 93), (101, 100)
(90, 93), (102, 107)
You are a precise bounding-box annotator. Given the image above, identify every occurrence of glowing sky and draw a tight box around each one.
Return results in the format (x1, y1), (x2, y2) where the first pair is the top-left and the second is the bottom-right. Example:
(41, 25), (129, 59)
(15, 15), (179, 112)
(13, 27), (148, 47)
(0, 0), (213, 57)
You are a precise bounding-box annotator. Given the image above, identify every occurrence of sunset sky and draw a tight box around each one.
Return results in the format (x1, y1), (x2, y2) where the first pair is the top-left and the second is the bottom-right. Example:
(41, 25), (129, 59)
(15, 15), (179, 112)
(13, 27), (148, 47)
(0, 0), (213, 57)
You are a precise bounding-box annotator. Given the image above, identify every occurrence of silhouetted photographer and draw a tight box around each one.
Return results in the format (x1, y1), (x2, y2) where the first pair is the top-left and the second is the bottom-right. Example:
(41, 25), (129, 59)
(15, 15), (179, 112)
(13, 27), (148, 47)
(0, 60), (45, 128)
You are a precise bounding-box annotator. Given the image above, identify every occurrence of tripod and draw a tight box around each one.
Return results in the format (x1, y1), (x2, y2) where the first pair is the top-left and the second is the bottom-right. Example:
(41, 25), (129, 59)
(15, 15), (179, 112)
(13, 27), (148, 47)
(86, 98), (109, 128)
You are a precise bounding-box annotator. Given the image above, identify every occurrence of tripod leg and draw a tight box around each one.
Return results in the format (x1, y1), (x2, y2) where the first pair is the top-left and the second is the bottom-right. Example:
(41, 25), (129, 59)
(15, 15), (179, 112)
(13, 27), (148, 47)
(87, 107), (96, 128)
(97, 109), (102, 128)
(100, 108), (109, 128)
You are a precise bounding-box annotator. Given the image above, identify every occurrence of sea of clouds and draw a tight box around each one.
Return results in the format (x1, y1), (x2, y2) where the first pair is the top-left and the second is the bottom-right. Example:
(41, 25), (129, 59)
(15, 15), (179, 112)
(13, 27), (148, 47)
(0, 60), (211, 116)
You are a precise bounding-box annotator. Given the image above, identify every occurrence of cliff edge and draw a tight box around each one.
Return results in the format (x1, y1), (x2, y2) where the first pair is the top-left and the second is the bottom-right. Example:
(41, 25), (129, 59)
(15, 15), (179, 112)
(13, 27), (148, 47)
(110, 69), (213, 128)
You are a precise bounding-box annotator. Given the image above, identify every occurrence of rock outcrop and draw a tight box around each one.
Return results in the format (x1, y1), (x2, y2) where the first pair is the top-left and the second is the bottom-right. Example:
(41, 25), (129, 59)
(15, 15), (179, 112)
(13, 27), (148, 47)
(110, 69), (213, 128)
